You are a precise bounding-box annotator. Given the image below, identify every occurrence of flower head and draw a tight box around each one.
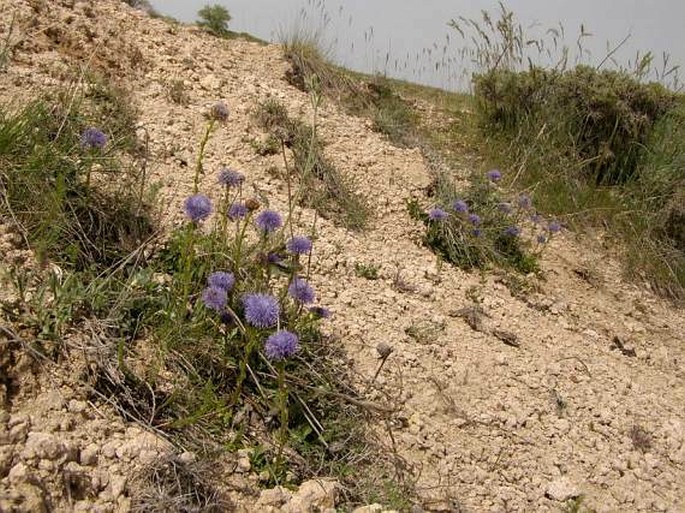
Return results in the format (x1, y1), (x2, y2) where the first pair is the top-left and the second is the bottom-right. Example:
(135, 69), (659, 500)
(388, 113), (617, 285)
(264, 330), (300, 361)
(472, 228), (483, 237)
(547, 221), (562, 233)
(210, 102), (229, 122)
(183, 194), (213, 222)
(243, 293), (280, 328)
(503, 226), (521, 237)
(202, 286), (227, 311)
(227, 202), (249, 220)
(537, 234), (547, 244)
(255, 210), (283, 233)
(288, 277), (315, 304)
(518, 194), (532, 209)
(468, 213), (482, 226)
(80, 128), (107, 150)
(207, 271), (235, 292)
(530, 213), (543, 225)
(428, 208), (448, 222)
(218, 168), (245, 188)
(487, 169), (502, 182)
(498, 202), (513, 215)
(452, 199), (469, 214)
(309, 306), (332, 319)
(286, 236), (313, 255)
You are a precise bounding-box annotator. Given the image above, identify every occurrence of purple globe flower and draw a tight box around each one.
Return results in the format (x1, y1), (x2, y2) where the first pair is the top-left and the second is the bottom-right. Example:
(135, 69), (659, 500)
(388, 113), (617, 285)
(518, 194), (532, 209)
(286, 236), (313, 255)
(309, 306), (332, 319)
(267, 252), (284, 264)
(243, 293), (280, 328)
(202, 286), (227, 311)
(428, 208), (448, 221)
(183, 194), (213, 222)
(530, 213), (543, 225)
(537, 234), (547, 244)
(472, 228), (483, 237)
(547, 221), (562, 233)
(218, 168), (245, 188)
(487, 169), (502, 182)
(453, 199), (469, 213)
(207, 271), (235, 292)
(498, 203), (513, 214)
(80, 128), (107, 150)
(264, 330), (300, 361)
(211, 102), (230, 122)
(255, 210), (283, 233)
(468, 213), (482, 226)
(227, 202), (249, 220)
(503, 226), (521, 237)
(288, 277), (315, 304)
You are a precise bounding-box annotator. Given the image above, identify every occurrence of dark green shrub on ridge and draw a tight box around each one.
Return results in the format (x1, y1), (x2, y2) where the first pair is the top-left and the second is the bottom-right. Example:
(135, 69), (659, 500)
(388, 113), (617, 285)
(474, 66), (676, 184)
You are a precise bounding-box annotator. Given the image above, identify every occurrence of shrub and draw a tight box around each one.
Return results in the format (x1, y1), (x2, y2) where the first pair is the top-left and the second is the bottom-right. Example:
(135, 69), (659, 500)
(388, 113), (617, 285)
(197, 4), (231, 37)
(474, 66), (676, 184)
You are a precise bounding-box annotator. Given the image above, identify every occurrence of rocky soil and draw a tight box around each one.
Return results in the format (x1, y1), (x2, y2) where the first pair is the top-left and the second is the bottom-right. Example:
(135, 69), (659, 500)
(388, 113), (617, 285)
(1, 1), (684, 512)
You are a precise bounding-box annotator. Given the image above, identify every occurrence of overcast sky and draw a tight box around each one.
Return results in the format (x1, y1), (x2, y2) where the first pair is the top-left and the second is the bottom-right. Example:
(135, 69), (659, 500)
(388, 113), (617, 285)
(149, 0), (684, 90)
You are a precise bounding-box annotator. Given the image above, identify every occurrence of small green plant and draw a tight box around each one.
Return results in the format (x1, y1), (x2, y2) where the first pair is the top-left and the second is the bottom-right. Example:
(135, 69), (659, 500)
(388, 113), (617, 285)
(197, 4), (232, 37)
(166, 79), (189, 106)
(354, 262), (380, 280)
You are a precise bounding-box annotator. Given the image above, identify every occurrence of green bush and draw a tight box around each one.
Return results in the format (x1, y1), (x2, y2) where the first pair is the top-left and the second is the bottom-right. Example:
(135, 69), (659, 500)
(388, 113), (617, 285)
(474, 66), (676, 184)
(197, 4), (232, 37)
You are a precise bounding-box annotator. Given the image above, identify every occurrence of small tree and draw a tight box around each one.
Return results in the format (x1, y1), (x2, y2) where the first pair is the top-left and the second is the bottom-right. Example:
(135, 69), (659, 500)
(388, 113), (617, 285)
(197, 4), (232, 37)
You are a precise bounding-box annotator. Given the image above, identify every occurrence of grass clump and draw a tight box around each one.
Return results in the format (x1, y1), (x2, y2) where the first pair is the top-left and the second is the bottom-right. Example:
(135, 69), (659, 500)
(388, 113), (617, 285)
(254, 97), (370, 231)
(474, 66), (676, 184)
(0, 86), (152, 270)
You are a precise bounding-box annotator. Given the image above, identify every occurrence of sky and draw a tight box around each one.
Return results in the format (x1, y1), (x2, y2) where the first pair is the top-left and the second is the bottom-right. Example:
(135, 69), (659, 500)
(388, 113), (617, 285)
(148, 0), (685, 91)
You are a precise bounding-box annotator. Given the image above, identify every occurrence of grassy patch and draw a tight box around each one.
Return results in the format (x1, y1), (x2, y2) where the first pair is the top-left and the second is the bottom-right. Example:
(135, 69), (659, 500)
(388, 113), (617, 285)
(254, 98), (370, 231)
(0, 85), (152, 270)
